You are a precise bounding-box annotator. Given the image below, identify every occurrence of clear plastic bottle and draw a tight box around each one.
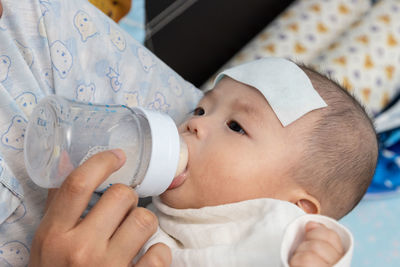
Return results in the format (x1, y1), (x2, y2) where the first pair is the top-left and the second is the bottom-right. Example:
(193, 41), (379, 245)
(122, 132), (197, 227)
(24, 95), (188, 197)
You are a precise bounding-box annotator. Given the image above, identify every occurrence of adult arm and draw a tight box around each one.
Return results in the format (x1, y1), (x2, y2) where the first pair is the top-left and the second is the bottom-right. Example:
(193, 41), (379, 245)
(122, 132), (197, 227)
(29, 149), (171, 267)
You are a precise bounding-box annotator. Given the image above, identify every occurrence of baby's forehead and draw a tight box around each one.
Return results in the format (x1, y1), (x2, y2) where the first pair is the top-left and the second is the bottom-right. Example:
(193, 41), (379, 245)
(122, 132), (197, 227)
(202, 81), (277, 124)
(205, 79), (267, 104)
(211, 58), (327, 127)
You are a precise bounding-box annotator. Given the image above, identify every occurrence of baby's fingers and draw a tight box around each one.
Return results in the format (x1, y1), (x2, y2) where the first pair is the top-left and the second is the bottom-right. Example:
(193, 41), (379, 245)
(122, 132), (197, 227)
(290, 250), (330, 267)
(135, 243), (172, 267)
(305, 222), (344, 256)
(293, 239), (342, 265)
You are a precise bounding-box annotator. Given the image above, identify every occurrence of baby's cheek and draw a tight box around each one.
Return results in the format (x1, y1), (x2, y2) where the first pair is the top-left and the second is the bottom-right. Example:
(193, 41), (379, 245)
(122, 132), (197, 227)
(193, 173), (242, 205)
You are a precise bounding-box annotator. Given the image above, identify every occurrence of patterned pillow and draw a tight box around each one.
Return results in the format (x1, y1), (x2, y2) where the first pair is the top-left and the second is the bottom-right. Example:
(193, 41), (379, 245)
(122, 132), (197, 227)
(311, 0), (400, 114)
(202, 0), (371, 89)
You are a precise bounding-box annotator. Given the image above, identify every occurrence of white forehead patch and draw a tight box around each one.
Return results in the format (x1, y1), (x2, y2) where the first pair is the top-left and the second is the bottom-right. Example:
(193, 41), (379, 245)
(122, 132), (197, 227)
(213, 58), (327, 126)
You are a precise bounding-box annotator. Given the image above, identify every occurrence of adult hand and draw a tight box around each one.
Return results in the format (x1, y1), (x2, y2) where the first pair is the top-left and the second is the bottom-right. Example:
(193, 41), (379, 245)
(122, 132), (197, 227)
(289, 222), (344, 267)
(29, 149), (171, 267)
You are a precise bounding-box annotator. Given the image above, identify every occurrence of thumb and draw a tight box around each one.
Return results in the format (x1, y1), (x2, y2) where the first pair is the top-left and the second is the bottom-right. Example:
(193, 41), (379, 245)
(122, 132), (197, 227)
(45, 189), (58, 211)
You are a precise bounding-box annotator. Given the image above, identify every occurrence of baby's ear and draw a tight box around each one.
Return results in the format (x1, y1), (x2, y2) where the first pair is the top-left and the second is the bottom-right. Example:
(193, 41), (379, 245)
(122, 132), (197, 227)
(296, 198), (320, 214)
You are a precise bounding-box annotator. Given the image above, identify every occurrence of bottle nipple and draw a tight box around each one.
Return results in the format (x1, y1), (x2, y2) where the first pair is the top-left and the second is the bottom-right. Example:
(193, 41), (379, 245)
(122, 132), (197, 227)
(175, 136), (188, 177)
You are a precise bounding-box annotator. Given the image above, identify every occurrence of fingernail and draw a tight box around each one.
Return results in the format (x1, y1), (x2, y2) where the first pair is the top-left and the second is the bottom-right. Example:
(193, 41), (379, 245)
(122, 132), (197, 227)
(110, 149), (125, 162)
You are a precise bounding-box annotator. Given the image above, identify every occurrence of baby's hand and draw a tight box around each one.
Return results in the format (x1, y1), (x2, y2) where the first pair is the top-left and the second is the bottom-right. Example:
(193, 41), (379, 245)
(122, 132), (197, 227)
(289, 222), (344, 267)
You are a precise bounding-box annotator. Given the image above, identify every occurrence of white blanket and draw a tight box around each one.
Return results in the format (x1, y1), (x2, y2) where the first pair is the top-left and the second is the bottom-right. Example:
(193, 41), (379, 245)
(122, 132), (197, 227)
(141, 197), (353, 267)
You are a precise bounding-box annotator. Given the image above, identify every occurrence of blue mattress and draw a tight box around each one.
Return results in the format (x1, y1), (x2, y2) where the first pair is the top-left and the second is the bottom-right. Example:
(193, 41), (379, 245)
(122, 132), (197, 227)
(341, 195), (400, 266)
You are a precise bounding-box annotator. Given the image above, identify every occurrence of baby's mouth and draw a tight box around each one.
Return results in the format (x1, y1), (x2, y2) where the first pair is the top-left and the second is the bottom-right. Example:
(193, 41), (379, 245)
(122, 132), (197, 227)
(168, 165), (188, 190)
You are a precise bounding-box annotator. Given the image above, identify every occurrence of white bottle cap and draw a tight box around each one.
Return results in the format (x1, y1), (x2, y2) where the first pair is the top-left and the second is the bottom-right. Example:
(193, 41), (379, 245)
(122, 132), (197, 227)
(132, 107), (180, 197)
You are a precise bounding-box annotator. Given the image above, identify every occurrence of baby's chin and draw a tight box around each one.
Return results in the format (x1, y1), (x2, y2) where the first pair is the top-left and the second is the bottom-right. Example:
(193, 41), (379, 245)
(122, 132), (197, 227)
(160, 184), (208, 209)
(159, 189), (191, 209)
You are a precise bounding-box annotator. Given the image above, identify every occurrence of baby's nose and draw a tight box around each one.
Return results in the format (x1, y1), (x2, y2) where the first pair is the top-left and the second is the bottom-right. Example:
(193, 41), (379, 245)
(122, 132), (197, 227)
(187, 120), (198, 134)
(186, 117), (206, 138)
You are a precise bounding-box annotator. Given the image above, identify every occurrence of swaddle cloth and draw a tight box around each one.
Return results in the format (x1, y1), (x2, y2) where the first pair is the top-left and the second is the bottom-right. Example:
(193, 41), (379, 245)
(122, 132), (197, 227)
(213, 58), (327, 127)
(141, 197), (353, 267)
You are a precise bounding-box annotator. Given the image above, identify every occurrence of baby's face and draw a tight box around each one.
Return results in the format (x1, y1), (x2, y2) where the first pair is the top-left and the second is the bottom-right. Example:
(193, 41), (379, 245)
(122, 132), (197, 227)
(161, 77), (304, 209)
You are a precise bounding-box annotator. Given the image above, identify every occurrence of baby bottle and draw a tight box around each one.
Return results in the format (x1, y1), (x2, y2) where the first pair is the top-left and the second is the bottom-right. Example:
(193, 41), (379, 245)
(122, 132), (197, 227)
(24, 95), (188, 197)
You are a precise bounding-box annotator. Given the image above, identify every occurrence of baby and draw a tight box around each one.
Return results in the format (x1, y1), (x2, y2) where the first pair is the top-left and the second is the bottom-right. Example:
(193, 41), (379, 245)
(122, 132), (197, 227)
(140, 58), (378, 266)
(0, 0), (377, 265)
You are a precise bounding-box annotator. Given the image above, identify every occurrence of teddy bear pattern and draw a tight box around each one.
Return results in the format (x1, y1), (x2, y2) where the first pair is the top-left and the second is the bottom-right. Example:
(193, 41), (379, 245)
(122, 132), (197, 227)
(0, 241), (30, 267)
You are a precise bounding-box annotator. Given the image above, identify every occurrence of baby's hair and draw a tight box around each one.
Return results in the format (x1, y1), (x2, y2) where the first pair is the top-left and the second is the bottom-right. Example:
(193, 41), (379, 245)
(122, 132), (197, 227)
(293, 65), (378, 219)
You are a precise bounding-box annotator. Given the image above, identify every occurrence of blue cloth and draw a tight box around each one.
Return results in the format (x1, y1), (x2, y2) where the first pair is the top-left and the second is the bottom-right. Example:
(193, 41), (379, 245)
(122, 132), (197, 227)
(341, 196), (400, 266)
(0, 0), (202, 265)
(352, 94), (400, 265)
(367, 129), (400, 197)
(119, 0), (146, 44)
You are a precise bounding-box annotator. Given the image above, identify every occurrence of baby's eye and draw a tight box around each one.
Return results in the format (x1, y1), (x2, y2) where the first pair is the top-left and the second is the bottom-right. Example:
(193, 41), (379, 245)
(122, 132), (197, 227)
(227, 120), (246, 135)
(193, 107), (205, 116)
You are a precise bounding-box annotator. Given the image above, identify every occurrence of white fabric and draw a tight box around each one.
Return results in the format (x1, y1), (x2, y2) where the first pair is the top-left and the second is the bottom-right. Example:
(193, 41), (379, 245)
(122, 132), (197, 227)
(213, 58), (327, 127)
(142, 197), (353, 267)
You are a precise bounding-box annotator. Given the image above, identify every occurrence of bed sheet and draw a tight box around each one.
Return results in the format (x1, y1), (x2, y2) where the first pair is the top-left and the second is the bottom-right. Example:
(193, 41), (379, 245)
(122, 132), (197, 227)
(341, 195), (400, 266)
